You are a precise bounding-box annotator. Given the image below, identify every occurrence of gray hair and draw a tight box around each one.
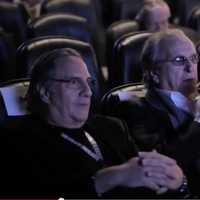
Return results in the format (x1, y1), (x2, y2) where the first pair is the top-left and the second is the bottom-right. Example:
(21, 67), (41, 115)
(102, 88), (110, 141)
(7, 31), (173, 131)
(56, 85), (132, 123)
(140, 29), (192, 88)
(27, 48), (83, 113)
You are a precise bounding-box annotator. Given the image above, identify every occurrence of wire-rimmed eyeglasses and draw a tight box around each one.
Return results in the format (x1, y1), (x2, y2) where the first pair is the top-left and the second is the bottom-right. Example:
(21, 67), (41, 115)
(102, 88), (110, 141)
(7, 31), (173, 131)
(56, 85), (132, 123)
(48, 77), (96, 90)
(154, 54), (199, 66)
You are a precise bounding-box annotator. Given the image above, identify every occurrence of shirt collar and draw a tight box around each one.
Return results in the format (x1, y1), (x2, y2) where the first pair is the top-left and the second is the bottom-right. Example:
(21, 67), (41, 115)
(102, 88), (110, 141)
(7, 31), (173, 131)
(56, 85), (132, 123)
(155, 88), (193, 114)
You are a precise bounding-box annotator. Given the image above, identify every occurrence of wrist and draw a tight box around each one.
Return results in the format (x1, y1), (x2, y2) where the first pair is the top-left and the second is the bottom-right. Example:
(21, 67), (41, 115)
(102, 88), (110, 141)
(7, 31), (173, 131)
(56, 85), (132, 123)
(177, 175), (192, 198)
(178, 176), (188, 193)
(93, 164), (127, 195)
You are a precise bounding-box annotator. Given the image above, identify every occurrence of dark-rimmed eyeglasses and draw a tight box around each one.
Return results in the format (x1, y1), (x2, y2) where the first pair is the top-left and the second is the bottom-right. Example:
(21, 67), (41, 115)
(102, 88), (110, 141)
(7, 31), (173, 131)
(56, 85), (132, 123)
(48, 77), (96, 90)
(154, 54), (199, 66)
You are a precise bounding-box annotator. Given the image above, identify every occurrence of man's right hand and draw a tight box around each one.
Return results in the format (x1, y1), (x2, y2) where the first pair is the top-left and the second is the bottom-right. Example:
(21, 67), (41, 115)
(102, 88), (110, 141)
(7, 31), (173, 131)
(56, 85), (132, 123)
(95, 151), (183, 195)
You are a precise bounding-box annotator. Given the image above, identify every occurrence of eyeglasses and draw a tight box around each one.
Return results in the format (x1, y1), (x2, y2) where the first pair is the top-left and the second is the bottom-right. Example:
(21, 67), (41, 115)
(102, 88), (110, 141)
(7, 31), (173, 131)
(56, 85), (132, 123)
(154, 54), (199, 66)
(48, 77), (96, 90)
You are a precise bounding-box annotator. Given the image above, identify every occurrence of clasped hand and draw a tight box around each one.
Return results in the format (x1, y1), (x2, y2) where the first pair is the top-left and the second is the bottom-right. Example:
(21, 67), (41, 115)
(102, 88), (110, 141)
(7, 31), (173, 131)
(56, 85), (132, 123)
(122, 150), (183, 194)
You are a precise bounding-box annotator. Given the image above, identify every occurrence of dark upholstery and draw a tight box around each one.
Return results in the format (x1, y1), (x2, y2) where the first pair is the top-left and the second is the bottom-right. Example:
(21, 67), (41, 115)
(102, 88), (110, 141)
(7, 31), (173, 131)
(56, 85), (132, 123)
(101, 82), (146, 115)
(177, 26), (200, 45)
(40, 0), (105, 65)
(0, 78), (30, 127)
(28, 13), (93, 45)
(41, 0), (102, 27)
(16, 36), (104, 110)
(109, 31), (151, 88)
(106, 20), (139, 87)
(109, 0), (144, 24)
(0, 28), (17, 82)
(0, 1), (28, 48)
(187, 7), (200, 33)
(175, 0), (200, 26)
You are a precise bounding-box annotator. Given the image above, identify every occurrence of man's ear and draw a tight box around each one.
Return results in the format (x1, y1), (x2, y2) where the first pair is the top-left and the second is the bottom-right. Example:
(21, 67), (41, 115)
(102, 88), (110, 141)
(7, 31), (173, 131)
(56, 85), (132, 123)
(36, 84), (50, 104)
(150, 71), (160, 84)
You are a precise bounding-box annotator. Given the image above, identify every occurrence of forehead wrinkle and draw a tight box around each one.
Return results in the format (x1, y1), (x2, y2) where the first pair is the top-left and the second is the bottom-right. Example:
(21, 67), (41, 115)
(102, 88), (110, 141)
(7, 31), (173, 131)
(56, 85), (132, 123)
(157, 34), (196, 60)
(54, 56), (91, 79)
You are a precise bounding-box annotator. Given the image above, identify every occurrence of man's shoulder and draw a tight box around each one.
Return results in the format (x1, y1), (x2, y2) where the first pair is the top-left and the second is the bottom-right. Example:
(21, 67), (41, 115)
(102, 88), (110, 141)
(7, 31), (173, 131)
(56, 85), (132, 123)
(87, 114), (126, 129)
(87, 114), (136, 155)
(86, 114), (132, 139)
(0, 114), (44, 136)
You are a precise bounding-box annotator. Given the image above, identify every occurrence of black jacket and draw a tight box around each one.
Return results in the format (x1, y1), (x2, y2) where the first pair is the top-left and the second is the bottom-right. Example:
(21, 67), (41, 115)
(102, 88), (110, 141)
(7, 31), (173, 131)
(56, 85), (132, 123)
(105, 89), (200, 195)
(0, 114), (145, 198)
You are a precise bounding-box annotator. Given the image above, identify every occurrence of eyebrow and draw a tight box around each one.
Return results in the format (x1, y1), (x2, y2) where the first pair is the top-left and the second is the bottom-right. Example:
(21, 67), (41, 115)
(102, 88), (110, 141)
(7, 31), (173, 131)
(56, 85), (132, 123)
(58, 76), (93, 80)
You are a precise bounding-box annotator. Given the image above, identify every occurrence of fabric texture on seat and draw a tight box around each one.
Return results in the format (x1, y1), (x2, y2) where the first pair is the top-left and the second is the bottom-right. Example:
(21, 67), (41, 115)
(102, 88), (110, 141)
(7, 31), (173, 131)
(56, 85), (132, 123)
(40, 0), (106, 65)
(106, 20), (139, 88)
(28, 13), (93, 46)
(101, 83), (146, 115)
(0, 28), (17, 82)
(0, 1), (28, 48)
(109, 31), (151, 88)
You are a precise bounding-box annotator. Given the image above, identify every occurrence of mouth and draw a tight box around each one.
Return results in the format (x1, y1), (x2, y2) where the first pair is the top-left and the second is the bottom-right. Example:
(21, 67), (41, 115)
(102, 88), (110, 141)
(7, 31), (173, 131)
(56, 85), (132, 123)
(184, 78), (196, 81)
(79, 103), (90, 106)
(183, 79), (197, 85)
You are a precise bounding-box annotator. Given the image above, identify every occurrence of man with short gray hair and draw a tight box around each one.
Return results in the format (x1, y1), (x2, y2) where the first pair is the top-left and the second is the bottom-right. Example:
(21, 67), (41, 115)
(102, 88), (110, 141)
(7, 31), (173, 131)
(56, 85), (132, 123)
(107, 29), (200, 196)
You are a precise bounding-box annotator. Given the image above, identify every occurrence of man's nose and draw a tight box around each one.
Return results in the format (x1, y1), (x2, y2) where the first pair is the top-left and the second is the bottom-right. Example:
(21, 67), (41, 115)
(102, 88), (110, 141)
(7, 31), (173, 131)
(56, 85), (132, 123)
(82, 82), (92, 97)
(184, 62), (198, 80)
(184, 60), (193, 73)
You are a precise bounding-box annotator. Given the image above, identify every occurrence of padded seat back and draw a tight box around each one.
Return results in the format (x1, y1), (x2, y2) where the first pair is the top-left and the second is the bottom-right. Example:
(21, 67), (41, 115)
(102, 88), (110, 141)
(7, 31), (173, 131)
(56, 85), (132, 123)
(106, 20), (139, 87)
(109, 31), (151, 88)
(28, 13), (93, 45)
(0, 28), (17, 81)
(0, 1), (28, 48)
(101, 82), (146, 115)
(0, 78), (30, 127)
(40, 0), (105, 65)
(109, 0), (143, 23)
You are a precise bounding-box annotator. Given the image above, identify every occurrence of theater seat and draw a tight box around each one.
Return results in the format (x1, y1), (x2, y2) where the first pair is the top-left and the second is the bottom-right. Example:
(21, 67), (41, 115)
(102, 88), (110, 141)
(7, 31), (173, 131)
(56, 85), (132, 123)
(109, 31), (152, 88)
(101, 82), (146, 115)
(0, 28), (17, 82)
(0, 78), (30, 127)
(28, 13), (93, 46)
(0, 1), (28, 48)
(106, 20), (139, 87)
(109, 0), (143, 24)
(174, 0), (200, 26)
(187, 7), (200, 33)
(17, 36), (105, 111)
(40, 0), (105, 65)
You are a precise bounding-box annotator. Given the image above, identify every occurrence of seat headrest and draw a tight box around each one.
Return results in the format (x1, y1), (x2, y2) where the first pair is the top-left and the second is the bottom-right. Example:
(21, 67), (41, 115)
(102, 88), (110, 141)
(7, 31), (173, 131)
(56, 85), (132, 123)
(0, 80), (29, 116)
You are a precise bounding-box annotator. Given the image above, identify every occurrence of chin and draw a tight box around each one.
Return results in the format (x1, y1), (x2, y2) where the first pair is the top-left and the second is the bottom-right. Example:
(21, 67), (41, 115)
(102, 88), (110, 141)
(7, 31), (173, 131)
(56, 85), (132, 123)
(179, 81), (197, 99)
(75, 112), (89, 123)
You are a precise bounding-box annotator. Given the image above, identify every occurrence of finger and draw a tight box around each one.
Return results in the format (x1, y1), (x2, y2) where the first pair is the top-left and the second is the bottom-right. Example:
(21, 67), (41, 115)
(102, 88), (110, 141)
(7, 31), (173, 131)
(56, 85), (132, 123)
(148, 174), (182, 190)
(143, 166), (168, 179)
(141, 158), (174, 170)
(159, 165), (183, 181)
(139, 151), (176, 165)
(143, 161), (183, 182)
(144, 176), (170, 193)
(146, 176), (168, 188)
(156, 186), (168, 194)
(143, 178), (161, 191)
